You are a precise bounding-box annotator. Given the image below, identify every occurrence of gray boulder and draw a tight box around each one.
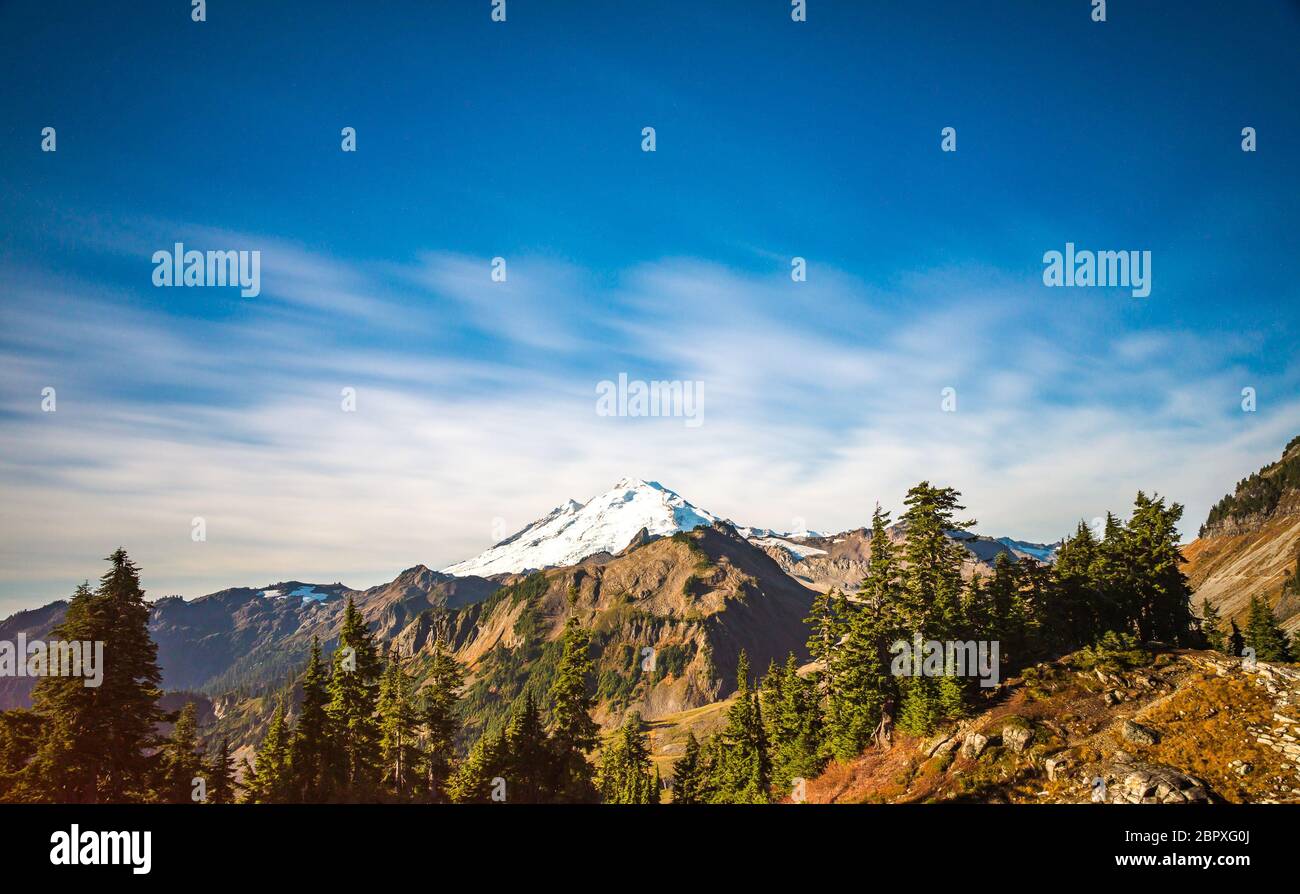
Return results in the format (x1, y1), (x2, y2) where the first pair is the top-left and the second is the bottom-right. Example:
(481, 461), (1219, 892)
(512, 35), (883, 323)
(1003, 724), (1033, 754)
(961, 732), (989, 759)
(1106, 762), (1211, 804)
(1122, 719), (1161, 746)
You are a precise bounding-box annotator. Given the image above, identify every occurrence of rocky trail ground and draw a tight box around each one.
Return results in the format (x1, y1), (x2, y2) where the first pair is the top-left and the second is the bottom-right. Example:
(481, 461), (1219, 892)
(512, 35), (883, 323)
(646, 650), (1300, 804)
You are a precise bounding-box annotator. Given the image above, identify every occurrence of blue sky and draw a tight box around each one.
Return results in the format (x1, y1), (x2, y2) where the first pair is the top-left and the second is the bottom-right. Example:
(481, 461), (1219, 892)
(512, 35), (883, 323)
(2, 1), (1299, 612)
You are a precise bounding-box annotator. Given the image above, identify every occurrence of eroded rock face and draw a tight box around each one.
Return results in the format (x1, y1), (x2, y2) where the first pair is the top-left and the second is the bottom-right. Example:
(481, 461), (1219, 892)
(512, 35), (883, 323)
(1106, 762), (1212, 804)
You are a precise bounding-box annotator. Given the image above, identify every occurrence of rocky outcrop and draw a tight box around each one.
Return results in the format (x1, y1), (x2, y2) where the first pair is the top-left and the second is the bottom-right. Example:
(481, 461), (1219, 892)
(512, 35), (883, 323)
(961, 732), (989, 759)
(1102, 762), (1212, 804)
(1003, 723), (1033, 754)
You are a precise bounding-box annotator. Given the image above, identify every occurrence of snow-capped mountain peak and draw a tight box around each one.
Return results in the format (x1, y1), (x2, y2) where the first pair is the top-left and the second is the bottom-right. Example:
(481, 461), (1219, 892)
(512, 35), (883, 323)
(441, 478), (720, 578)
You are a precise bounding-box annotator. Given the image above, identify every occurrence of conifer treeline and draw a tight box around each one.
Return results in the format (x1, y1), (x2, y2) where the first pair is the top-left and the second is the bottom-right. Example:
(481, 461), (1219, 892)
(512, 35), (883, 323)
(668, 483), (1207, 803)
(240, 597), (476, 803)
(0, 482), (1291, 804)
(0, 550), (240, 803)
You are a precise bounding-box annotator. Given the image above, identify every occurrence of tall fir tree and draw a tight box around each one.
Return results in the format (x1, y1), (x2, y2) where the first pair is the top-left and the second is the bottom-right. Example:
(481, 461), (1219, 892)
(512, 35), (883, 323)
(894, 484), (975, 735)
(899, 483), (974, 639)
(25, 550), (165, 803)
(670, 731), (710, 804)
(1244, 594), (1293, 662)
(325, 597), (382, 798)
(1122, 493), (1195, 644)
(1198, 598), (1226, 652)
(804, 588), (845, 706)
(761, 653), (824, 788)
(207, 737), (238, 804)
(423, 636), (465, 802)
(501, 692), (553, 802)
(546, 618), (600, 802)
(598, 712), (659, 804)
(244, 700), (293, 804)
(377, 650), (422, 800)
(709, 652), (771, 803)
(290, 636), (331, 802)
(156, 702), (204, 803)
(827, 505), (900, 759)
(1052, 521), (1104, 646)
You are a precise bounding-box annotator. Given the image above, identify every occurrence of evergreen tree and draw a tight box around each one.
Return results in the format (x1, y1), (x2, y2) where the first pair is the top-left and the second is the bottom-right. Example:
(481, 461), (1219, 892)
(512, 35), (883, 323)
(501, 692), (553, 802)
(1053, 521), (1104, 647)
(244, 700), (293, 804)
(546, 618), (599, 802)
(1227, 620), (1245, 657)
(899, 483), (974, 639)
(936, 666), (967, 722)
(207, 737), (238, 805)
(670, 732), (709, 804)
(827, 506), (899, 760)
(1122, 493), (1195, 644)
(986, 554), (1025, 655)
(377, 650), (422, 800)
(804, 588), (845, 704)
(708, 652), (770, 803)
(290, 636), (331, 802)
(896, 675), (942, 738)
(0, 710), (42, 802)
(447, 727), (508, 804)
(1244, 594), (1293, 662)
(1198, 598), (1226, 652)
(156, 702), (204, 803)
(762, 654), (824, 788)
(25, 551), (165, 803)
(892, 483), (976, 735)
(598, 712), (658, 804)
(423, 636), (465, 802)
(1097, 513), (1132, 629)
(325, 598), (381, 798)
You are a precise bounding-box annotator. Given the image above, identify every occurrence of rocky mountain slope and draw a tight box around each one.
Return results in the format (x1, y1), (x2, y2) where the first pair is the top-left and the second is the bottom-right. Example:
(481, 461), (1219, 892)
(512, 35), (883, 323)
(195, 518), (818, 760)
(0, 476), (1061, 715)
(643, 649), (1300, 804)
(429, 521), (816, 733)
(0, 565), (499, 709)
(1186, 436), (1300, 632)
(753, 524), (1058, 593)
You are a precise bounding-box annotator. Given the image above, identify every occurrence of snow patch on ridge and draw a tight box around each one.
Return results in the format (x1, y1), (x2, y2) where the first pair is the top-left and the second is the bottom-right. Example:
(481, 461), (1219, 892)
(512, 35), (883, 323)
(750, 537), (828, 560)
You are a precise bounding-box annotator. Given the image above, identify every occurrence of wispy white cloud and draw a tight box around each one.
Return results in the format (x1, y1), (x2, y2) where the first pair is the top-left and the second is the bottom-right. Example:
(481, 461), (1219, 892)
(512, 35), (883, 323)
(1, 233), (1297, 613)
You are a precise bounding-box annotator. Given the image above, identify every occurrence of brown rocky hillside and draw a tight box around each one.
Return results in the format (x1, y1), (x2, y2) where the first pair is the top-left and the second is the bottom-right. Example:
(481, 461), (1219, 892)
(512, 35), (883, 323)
(1186, 435), (1300, 633)
(644, 650), (1300, 804)
(404, 521), (818, 731)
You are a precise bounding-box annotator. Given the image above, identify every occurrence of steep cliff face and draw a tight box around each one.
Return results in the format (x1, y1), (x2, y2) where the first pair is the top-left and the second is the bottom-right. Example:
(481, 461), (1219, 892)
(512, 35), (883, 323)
(1200, 436), (1300, 539)
(1187, 436), (1300, 632)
